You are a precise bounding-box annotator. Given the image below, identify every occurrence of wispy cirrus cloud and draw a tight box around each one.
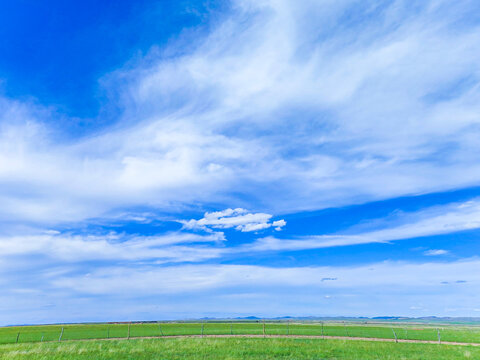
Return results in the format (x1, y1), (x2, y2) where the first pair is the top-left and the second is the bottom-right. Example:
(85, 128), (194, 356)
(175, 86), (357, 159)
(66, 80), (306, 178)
(1, 0), (480, 227)
(245, 199), (480, 251)
(0, 231), (225, 263)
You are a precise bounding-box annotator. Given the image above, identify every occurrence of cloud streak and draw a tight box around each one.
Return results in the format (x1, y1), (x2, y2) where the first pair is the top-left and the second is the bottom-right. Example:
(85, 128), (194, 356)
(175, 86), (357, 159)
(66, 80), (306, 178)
(424, 249), (449, 256)
(0, 231), (225, 263)
(245, 199), (480, 251)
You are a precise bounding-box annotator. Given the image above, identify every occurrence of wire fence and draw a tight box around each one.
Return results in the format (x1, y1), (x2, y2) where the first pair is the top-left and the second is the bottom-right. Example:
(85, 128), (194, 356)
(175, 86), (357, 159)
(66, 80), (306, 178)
(1, 321), (480, 345)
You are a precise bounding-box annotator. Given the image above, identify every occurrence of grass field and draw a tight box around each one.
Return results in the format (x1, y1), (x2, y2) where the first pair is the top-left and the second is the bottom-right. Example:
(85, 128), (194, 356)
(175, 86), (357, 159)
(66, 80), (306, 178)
(0, 337), (479, 359)
(1, 321), (480, 345)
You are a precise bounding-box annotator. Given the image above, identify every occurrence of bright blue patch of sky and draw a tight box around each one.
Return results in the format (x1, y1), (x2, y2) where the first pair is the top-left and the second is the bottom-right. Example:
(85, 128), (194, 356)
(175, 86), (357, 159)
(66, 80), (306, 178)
(220, 229), (480, 268)
(0, 0), (225, 127)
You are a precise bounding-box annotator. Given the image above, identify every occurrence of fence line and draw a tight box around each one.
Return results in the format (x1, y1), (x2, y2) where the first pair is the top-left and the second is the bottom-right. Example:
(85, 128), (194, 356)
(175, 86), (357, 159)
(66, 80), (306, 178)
(1, 321), (479, 345)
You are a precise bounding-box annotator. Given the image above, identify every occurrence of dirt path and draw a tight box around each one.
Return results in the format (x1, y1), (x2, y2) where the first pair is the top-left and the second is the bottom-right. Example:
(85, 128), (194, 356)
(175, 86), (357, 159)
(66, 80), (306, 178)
(66, 334), (480, 347)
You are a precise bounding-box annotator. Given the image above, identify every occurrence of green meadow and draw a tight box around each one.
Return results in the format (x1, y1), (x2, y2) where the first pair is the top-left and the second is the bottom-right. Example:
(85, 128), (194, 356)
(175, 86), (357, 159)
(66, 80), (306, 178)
(0, 337), (479, 360)
(1, 321), (480, 344)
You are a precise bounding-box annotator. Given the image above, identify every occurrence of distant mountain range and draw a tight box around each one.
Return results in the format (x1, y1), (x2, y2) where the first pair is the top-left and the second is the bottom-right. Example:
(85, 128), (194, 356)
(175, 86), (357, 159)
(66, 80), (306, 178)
(197, 315), (480, 324)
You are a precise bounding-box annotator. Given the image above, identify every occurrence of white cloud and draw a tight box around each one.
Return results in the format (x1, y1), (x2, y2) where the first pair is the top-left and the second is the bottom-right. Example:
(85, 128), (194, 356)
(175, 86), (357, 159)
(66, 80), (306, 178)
(424, 249), (449, 256)
(272, 219), (286, 231)
(181, 208), (286, 232)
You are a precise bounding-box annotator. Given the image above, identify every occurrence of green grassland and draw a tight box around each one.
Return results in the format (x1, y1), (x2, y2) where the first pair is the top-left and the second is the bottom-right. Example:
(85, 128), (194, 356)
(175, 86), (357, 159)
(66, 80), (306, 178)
(1, 321), (480, 344)
(0, 337), (479, 360)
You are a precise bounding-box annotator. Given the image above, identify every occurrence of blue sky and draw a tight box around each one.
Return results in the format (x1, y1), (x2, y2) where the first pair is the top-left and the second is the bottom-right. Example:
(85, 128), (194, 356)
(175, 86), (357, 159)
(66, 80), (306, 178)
(1, 0), (480, 325)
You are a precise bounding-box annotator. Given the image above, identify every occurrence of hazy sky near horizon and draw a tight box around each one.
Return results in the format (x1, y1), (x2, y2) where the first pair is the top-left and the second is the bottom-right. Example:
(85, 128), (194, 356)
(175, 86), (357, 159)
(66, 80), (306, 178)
(2, 0), (480, 325)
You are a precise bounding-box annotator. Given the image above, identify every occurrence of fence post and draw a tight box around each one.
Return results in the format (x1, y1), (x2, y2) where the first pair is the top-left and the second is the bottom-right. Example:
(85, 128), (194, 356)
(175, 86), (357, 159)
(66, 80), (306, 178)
(107, 327), (109, 339)
(201, 322), (204, 337)
(437, 329), (441, 344)
(344, 322), (349, 337)
(230, 322), (233, 335)
(263, 319), (266, 337)
(58, 327), (64, 342)
(287, 320), (289, 336)
(16, 332), (20, 344)
(128, 323), (131, 340)
(321, 322), (324, 339)
(392, 328), (397, 343)
(405, 328), (408, 340)
(159, 324), (164, 336)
